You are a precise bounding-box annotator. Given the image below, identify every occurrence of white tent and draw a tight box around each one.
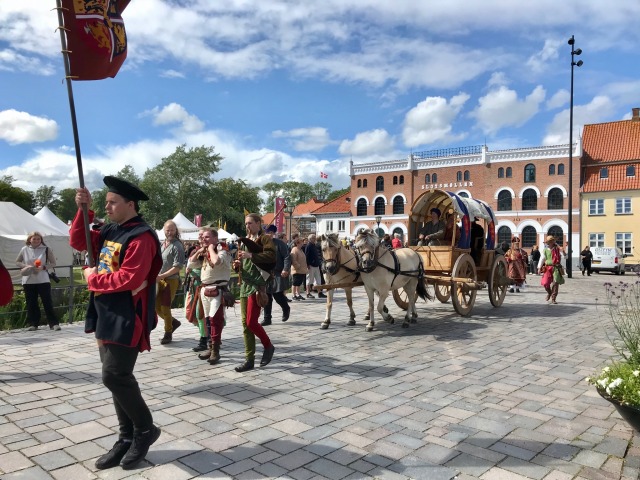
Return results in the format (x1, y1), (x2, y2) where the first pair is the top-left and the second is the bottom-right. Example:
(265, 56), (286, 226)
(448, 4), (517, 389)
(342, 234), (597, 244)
(217, 227), (231, 240)
(0, 202), (74, 283)
(156, 213), (200, 241)
(35, 206), (70, 234)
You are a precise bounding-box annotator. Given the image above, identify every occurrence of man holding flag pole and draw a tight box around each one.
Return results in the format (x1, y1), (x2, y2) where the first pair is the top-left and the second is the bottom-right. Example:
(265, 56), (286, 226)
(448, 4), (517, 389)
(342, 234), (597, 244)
(58, 0), (163, 470)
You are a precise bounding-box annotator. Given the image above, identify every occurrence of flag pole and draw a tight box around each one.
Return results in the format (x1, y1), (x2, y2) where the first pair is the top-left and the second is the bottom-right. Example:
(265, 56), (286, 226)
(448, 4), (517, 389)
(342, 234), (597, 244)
(55, 0), (94, 267)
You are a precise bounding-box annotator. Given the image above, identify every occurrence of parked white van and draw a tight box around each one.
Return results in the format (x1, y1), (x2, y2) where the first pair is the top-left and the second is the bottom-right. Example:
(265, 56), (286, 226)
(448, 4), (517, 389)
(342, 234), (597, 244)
(591, 247), (626, 275)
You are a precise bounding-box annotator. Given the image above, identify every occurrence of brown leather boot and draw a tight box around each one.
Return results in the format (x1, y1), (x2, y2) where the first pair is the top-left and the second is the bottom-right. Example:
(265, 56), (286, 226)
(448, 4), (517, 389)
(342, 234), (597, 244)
(208, 343), (221, 365)
(198, 341), (212, 360)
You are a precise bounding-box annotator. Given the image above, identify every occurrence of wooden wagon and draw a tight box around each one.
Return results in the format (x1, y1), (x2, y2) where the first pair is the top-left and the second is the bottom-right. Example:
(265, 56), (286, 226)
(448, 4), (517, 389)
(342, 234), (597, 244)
(392, 189), (510, 316)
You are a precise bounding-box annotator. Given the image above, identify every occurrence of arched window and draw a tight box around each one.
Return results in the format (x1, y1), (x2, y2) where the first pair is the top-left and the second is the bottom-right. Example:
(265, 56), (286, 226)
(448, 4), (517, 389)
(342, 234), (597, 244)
(399, 175), (404, 184)
(376, 176), (384, 192)
(524, 163), (536, 183)
(432, 173), (438, 183)
(464, 170), (470, 181)
(363, 179), (367, 188)
(557, 163), (565, 175)
(425, 173), (431, 183)
(456, 171), (462, 182)
(392, 228), (404, 242)
(497, 190), (512, 211)
(549, 164), (556, 175)
(506, 167), (512, 178)
(458, 192), (470, 198)
(498, 167), (504, 178)
(548, 226), (564, 246)
(356, 199), (367, 216)
(357, 179), (362, 188)
(498, 226), (512, 247)
(548, 188), (564, 209)
(393, 176), (398, 185)
(522, 226), (537, 248)
(374, 197), (385, 215)
(627, 165), (636, 177)
(600, 167), (608, 179)
(522, 189), (538, 210)
(392, 196), (404, 214)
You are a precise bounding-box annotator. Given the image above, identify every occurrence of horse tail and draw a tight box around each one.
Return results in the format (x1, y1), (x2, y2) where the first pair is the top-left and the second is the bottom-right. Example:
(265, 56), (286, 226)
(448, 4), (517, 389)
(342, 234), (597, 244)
(416, 277), (431, 302)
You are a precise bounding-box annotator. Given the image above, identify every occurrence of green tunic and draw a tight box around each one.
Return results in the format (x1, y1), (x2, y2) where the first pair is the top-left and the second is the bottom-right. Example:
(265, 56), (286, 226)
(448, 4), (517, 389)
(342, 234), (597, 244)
(239, 234), (276, 298)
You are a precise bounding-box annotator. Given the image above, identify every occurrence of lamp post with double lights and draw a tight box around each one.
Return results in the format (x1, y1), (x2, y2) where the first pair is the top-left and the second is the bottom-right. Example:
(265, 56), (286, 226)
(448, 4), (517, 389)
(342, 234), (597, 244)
(567, 35), (583, 279)
(284, 204), (295, 243)
(375, 215), (382, 238)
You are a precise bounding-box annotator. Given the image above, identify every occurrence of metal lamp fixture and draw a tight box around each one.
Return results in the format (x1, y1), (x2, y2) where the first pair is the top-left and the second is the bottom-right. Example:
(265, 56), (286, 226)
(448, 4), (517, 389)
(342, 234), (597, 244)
(284, 204), (295, 241)
(375, 215), (382, 237)
(566, 34), (583, 279)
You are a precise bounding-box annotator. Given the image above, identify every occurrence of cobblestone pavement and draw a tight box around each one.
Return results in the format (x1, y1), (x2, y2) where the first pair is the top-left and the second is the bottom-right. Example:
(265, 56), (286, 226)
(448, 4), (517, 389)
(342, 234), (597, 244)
(1, 273), (640, 479)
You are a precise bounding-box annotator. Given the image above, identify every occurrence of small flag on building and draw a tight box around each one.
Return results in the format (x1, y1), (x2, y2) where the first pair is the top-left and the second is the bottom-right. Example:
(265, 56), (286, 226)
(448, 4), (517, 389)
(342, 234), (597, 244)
(320, 172), (328, 179)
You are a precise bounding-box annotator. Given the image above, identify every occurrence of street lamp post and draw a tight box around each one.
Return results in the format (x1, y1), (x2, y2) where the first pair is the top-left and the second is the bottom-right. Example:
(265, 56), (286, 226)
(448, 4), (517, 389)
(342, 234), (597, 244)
(375, 215), (382, 237)
(567, 35), (583, 279)
(284, 205), (295, 243)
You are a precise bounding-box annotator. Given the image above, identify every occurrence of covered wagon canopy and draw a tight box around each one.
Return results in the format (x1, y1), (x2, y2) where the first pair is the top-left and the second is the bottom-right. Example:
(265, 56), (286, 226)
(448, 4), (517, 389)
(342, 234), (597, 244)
(409, 189), (497, 249)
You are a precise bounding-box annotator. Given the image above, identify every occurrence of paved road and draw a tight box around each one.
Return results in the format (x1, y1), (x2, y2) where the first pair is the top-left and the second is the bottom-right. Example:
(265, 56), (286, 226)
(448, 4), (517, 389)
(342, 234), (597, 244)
(1, 273), (639, 479)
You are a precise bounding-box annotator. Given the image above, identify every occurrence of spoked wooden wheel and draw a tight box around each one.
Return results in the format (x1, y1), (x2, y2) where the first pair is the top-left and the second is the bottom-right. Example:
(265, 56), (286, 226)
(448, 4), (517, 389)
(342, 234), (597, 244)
(488, 254), (508, 307)
(434, 283), (451, 303)
(393, 287), (408, 311)
(451, 253), (477, 316)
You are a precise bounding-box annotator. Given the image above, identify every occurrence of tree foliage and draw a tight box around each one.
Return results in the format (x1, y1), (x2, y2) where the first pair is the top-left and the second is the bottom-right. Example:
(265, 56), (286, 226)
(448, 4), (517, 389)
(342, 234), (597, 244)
(206, 178), (262, 235)
(313, 181), (332, 201)
(53, 188), (80, 223)
(34, 185), (56, 210)
(326, 187), (350, 202)
(0, 176), (33, 212)
(262, 181), (316, 213)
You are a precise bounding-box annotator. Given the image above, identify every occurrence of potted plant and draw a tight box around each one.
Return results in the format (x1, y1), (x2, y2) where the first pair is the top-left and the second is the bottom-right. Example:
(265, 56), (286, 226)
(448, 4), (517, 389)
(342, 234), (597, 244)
(587, 280), (640, 431)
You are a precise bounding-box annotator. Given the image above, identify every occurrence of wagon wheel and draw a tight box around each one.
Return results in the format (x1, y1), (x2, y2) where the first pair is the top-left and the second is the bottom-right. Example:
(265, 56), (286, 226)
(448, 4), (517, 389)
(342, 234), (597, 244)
(392, 287), (408, 311)
(488, 254), (508, 307)
(434, 283), (451, 303)
(451, 253), (477, 316)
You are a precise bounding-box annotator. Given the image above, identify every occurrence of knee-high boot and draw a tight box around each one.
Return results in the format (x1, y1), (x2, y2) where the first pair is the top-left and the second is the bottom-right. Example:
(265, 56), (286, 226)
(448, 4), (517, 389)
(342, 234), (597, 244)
(208, 342), (221, 365)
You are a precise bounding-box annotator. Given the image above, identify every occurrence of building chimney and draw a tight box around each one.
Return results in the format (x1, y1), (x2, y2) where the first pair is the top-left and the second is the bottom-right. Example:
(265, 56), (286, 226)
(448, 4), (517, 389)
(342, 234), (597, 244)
(632, 107), (640, 121)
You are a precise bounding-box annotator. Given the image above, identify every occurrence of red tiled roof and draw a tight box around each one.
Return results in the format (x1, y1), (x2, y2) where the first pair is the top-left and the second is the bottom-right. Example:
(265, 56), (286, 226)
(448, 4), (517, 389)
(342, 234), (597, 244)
(582, 119), (640, 164)
(294, 198), (324, 216)
(582, 163), (640, 193)
(261, 212), (275, 225)
(311, 191), (352, 214)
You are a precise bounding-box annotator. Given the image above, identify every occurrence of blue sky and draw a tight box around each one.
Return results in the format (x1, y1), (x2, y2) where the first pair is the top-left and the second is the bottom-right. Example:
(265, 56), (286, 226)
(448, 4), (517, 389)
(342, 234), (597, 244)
(1, 1), (639, 195)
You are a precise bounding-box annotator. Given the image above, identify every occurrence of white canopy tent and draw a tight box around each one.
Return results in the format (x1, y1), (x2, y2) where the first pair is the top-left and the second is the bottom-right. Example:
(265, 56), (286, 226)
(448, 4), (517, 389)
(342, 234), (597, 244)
(35, 206), (70, 234)
(0, 202), (74, 283)
(157, 212), (200, 241)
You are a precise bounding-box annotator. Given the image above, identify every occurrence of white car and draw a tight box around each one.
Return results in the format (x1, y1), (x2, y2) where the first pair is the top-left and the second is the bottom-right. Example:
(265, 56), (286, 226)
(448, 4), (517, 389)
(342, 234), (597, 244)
(591, 247), (626, 275)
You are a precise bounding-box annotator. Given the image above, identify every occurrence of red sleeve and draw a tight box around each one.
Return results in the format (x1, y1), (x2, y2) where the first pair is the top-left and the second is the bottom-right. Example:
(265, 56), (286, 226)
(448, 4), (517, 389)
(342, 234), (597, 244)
(69, 209), (101, 258)
(87, 232), (157, 294)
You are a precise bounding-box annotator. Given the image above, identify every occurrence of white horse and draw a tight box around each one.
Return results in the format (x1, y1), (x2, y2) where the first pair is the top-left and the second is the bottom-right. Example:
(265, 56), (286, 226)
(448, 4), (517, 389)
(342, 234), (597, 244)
(354, 229), (431, 331)
(318, 233), (363, 329)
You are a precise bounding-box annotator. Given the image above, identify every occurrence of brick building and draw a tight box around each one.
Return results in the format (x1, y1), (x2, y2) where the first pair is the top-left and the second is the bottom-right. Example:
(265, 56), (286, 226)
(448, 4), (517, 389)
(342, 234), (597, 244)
(349, 144), (580, 260)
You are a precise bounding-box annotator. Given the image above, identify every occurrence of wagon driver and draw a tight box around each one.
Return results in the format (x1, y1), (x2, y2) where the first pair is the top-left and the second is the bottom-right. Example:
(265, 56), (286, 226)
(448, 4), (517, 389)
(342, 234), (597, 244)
(417, 208), (445, 246)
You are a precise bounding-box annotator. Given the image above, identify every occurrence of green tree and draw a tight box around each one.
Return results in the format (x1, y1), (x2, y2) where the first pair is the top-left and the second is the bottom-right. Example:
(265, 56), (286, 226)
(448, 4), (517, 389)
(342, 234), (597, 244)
(326, 187), (350, 202)
(34, 185), (57, 210)
(53, 188), (79, 223)
(90, 165), (142, 220)
(0, 176), (33, 212)
(313, 181), (332, 201)
(262, 181), (315, 213)
(206, 178), (262, 235)
(141, 145), (222, 228)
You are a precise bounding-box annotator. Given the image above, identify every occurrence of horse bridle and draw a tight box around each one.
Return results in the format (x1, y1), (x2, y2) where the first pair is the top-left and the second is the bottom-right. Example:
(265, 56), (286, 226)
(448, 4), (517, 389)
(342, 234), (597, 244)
(321, 243), (360, 278)
(356, 242), (424, 286)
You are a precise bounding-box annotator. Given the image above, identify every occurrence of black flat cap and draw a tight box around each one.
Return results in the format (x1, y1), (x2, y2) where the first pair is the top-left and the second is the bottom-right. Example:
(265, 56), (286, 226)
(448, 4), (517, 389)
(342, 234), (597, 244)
(103, 176), (149, 201)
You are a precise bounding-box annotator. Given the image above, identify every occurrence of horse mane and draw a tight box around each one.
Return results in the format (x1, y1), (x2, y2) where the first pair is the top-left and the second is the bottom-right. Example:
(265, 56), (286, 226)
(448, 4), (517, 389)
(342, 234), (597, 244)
(355, 229), (379, 249)
(320, 233), (341, 250)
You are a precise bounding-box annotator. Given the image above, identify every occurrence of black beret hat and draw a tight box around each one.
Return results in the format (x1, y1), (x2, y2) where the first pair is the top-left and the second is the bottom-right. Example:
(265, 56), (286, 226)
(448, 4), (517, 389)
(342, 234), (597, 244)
(430, 208), (441, 217)
(265, 225), (278, 233)
(103, 176), (149, 201)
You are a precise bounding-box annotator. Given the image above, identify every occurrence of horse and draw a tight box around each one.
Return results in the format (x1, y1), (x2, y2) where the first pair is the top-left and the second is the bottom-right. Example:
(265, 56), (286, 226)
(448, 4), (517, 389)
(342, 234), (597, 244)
(318, 233), (364, 329)
(354, 229), (431, 331)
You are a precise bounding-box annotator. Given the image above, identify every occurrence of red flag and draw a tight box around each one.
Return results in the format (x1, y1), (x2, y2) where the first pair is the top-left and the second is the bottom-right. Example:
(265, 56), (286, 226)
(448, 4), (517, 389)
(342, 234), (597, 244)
(0, 259), (13, 306)
(61, 0), (131, 80)
(320, 172), (328, 179)
(194, 214), (202, 227)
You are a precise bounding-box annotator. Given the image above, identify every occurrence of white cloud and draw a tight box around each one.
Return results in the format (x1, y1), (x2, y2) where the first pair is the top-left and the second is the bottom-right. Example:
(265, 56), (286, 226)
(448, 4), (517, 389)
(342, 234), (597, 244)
(0, 110), (58, 145)
(159, 69), (186, 79)
(471, 85), (546, 135)
(542, 95), (616, 145)
(526, 38), (563, 74)
(272, 127), (332, 152)
(142, 103), (204, 133)
(0, 49), (55, 75)
(546, 89), (570, 110)
(487, 72), (509, 88)
(402, 93), (469, 148)
(338, 129), (395, 156)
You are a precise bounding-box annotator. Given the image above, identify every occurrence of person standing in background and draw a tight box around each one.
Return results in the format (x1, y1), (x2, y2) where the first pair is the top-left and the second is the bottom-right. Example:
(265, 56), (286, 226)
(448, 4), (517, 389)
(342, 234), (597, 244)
(156, 220), (185, 345)
(580, 245), (593, 276)
(529, 245), (541, 275)
(261, 225), (291, 325)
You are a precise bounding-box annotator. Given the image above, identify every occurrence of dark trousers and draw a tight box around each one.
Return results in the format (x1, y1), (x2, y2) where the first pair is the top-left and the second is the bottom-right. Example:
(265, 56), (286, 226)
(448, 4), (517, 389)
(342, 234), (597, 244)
(263, 292), (290, 320)
(24, 283), (58, 328)
(544, 283), (559, 301)
(99, 343), (153, 439)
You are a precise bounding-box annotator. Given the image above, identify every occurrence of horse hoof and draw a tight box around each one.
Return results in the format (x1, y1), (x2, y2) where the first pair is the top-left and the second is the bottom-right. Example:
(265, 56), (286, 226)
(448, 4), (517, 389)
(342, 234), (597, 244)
(410, 318), (417, 324)
(366, 326), (373, 332)
(402, 323), (409, 328)
(412, 312), (418, 318)
(347, 319), (356, 326)
(364, 314), (370, 321)
(321, 323), (329, 330)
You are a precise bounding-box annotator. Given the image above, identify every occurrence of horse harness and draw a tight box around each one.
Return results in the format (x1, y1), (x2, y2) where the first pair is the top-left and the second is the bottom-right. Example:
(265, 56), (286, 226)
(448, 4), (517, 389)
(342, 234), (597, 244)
(358, 244), (424, 288)
(321, 244), (361, 281)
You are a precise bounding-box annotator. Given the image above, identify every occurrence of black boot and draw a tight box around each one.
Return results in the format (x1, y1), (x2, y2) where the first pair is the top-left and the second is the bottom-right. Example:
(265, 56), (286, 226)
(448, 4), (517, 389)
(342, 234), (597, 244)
(120, 426), (161, 470)
(260, 345), (275, 367)
(208, 343), (221, 365)
(95, 439), (131, 470)
(198, 340), (212, 360)
(193, 336), (207, 352)
(235, 359), (255, 372)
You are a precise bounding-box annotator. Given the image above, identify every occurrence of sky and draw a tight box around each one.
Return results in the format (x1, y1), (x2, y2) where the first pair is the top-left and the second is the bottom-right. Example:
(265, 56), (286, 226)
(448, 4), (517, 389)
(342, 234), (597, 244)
(1, 1), (639, 196)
